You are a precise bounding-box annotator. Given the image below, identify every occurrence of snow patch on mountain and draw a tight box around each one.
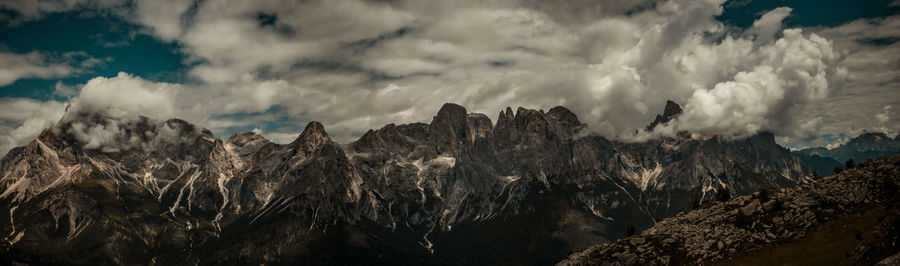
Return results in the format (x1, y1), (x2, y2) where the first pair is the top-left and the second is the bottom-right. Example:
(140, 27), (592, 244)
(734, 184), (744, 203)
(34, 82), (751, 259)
(624, 163), (663, 191)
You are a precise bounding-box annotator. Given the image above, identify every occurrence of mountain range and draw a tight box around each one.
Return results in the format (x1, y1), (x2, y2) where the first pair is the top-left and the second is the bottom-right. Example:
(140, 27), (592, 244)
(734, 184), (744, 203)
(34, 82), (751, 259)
(1, 101), (815, 264)
(794, 132), (900, 177)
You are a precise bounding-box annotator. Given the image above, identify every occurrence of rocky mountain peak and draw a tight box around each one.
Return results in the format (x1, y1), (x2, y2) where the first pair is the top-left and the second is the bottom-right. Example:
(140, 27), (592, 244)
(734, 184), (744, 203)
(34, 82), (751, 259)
(429, 103), (470, 154)
(514, 107), (554, 144)
(227, 131), (265, 146)
(547, 106), (581, 125)
(547, 106), (586, 138)
(796, 131), (900, 165)
(493, 106), (519, 148)
(663, 100), (682, 117)
(38, 113), (216, 158)
(224, 131), (272, 171)
(495, 107), (515, 128)
(646, 100), (683, 131)
(491, 105), (584, 146)
(376, 123), (408, 144)
(353, 129), (386, 152)
(431, 103), (468, 132)
(850, 132), (890, 144)
(844, 132), (900, 153)
(294, 121), (330, 146)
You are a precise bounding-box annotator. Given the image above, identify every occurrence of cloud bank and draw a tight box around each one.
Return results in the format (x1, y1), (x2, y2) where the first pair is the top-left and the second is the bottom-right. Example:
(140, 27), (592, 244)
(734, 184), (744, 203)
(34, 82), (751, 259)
(670, 28), (844, 139)
(0, 98), (66, 155)
(0, 0), (896, 155)
(0, 72), (183, 155)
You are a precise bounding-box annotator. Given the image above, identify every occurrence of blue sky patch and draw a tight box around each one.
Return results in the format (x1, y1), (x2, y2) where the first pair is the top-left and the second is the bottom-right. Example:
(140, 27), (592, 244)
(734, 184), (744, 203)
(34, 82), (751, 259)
(720, 0), (900, 28)
(0, 12), (188, 100)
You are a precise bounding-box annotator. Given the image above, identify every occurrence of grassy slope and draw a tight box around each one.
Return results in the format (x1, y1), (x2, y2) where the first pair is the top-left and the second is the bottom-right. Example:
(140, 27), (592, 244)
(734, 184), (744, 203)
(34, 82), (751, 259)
(718, 206), (887, 265)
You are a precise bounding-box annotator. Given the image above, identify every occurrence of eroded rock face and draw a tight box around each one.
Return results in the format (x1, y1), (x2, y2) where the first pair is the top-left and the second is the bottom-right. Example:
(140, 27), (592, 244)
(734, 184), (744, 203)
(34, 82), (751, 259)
(560, 155), (900, 266)
(429, 103), (470, 155)
(0, 102), (812, 265)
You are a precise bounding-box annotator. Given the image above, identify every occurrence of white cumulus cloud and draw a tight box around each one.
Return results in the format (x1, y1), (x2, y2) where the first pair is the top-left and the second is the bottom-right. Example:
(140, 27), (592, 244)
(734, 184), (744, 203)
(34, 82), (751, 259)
(0, 98), (66, 155)
(0, 51), (74, 87)
(1, 0), (894, 151)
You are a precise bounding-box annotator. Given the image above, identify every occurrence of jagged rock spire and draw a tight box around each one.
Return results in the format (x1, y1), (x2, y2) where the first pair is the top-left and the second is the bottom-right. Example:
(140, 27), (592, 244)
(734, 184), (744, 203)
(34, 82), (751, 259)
(646, 100), (683, 131)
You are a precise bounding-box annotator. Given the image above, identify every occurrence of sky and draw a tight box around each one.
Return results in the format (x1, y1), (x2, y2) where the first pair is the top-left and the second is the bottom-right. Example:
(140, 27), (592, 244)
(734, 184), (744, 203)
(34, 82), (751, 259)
(0, 0), (898, 155)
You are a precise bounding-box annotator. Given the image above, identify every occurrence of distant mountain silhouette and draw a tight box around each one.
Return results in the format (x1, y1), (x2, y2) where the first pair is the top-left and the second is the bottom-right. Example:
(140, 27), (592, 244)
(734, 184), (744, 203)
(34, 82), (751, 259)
(794, 132), (900, 174)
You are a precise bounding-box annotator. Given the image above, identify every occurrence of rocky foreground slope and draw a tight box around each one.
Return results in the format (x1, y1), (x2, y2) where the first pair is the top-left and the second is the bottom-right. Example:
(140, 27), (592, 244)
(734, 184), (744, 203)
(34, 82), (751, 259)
(560, 154), (900, 265)
(0, 101), (811, 264)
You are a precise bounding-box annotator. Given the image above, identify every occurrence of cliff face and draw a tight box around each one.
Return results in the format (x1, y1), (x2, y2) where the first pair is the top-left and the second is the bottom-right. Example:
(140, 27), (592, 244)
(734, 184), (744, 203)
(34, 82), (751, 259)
(0, 102), (811, 264)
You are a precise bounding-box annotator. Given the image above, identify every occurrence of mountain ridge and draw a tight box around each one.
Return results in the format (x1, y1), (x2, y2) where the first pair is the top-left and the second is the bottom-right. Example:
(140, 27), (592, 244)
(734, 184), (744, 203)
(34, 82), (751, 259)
(1, 101), (812, 264)
(794, 132), (900, 176)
